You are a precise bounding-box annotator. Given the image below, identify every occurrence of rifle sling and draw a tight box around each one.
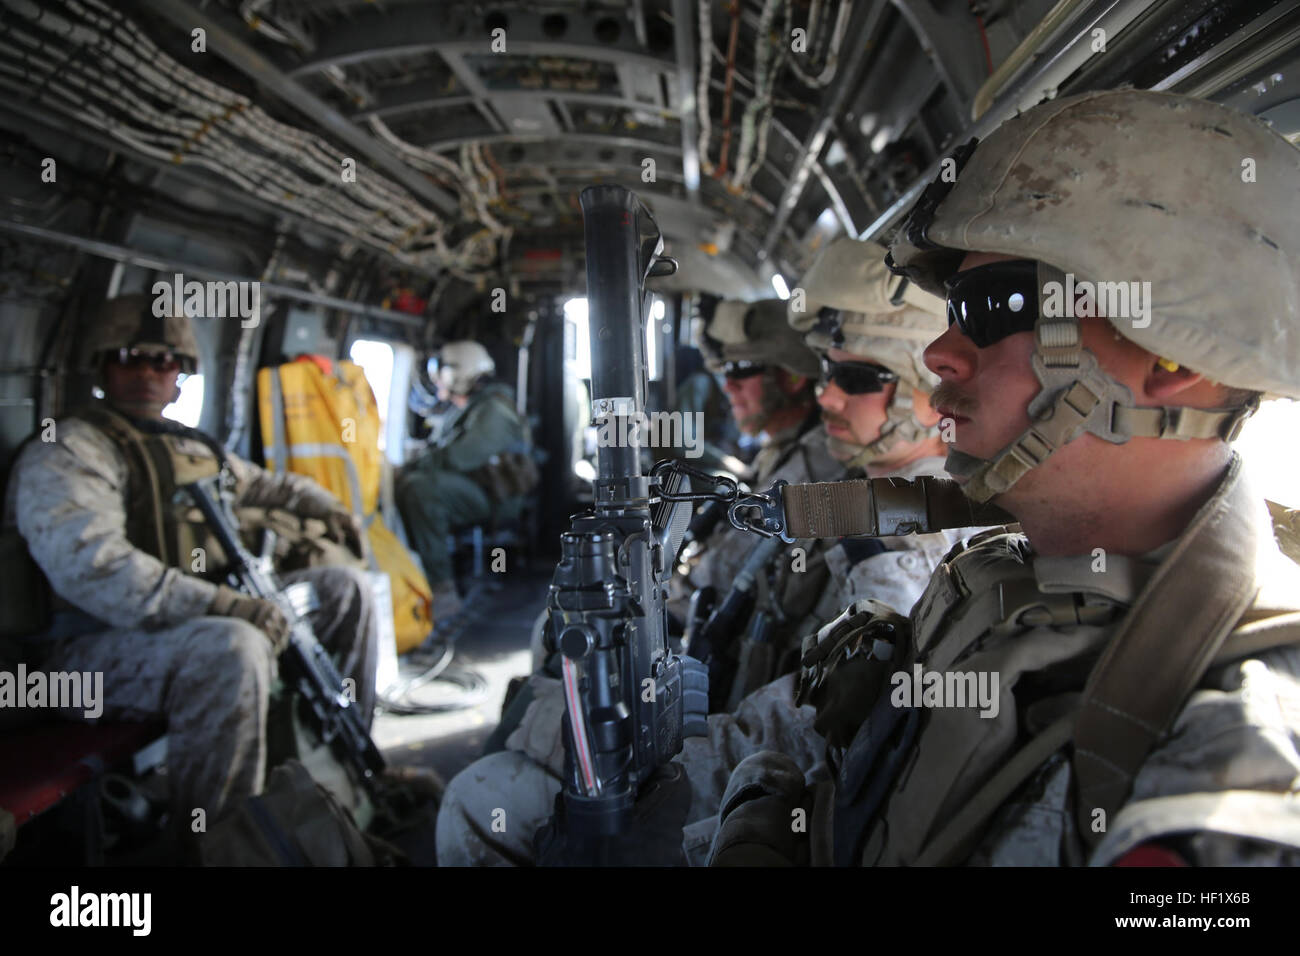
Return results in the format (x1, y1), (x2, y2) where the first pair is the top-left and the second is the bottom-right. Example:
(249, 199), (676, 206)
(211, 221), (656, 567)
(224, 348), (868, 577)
(1071, 456), (1261, 848)
(911, 610), (1300, 866)
(780, 476), (1014, 539)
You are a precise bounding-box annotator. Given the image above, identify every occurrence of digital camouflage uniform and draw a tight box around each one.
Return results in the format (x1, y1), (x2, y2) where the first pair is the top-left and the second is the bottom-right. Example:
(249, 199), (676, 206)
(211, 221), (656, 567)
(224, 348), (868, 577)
(395, 381), (529, 588)
(435, 447), (967, 867)
(674, 422), (844, 649)
(710, 462), (1300, 866)
(669, 297), (836, 664)
(436, 263), (967, 866)
(706, 90), (1300, 867)
(5, 408), (378, 821)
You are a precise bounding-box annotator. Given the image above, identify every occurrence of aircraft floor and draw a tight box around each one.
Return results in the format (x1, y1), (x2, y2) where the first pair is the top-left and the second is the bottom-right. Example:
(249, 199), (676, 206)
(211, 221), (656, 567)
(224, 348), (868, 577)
(372, 570), (550, 785)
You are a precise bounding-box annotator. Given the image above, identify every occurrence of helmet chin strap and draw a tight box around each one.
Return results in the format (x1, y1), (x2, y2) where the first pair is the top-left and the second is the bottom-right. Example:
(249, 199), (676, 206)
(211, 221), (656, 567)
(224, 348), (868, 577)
(948, 263), (1258, 505)
(835, 388), (940, 471)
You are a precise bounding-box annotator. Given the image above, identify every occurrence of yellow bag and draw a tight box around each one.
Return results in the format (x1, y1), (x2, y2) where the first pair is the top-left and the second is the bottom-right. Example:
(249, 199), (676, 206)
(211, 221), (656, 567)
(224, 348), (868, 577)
(366, 517), (433, 650)
(258, 358), (382, 515)
(259, 358), (433, 653)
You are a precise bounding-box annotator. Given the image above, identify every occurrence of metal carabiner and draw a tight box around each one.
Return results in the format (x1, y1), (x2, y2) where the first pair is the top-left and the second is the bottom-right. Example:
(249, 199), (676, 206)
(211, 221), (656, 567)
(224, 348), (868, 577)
(727, 479), (794, 542)
(650, 459), (740, 503)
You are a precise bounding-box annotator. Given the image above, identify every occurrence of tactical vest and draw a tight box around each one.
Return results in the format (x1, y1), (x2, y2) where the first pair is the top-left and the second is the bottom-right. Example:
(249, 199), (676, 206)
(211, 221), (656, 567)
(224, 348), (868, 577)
(72, 406), (234, 577)
(824, 528), (1131, 866)
(802, 460), (1300, 866)
(795, 530), (1123, 868)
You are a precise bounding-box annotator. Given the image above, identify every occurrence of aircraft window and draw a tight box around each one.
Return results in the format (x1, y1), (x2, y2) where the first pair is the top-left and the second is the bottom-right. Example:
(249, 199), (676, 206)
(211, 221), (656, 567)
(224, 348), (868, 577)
(162, 374), (204, 429)
(647, 296), (664, 381)
(1236, 399), (1300, 508)
(563, 296), (591, 382)
(566, 294), (665, 382)
(349, 339), (395, 452)
(770, 272), (792, 300)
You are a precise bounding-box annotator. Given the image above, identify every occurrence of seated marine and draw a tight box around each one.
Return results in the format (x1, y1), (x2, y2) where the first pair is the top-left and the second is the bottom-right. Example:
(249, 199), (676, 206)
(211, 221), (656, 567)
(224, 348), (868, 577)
(4, 294), (378, 845)
(394, 339), (535, 624)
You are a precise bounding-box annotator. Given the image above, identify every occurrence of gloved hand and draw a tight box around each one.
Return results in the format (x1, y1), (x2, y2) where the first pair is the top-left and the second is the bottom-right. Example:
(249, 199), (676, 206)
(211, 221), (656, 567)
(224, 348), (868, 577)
(707, 751), (811, 867)
(208, 584), (291, 654)
(323, 509), (367, 561)
(796, 599), (909, 751)
(679, 653), (710, 738)
(534, 762), (692, 867)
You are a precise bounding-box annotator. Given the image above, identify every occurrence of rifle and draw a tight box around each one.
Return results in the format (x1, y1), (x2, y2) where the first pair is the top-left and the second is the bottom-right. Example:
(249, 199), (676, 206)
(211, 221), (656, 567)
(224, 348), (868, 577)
(549, 185), (708, 841)
(185, 475), (386, 794)
(681, 498), (729, 552)
(686, 534), (783, 711)
(674, 473), (1015, 711)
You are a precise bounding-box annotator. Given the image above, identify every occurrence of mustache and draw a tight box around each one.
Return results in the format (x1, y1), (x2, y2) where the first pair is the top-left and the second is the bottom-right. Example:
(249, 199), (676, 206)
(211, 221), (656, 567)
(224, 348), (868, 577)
(929, 383), (977, 418)
(819, 410), (852, 431)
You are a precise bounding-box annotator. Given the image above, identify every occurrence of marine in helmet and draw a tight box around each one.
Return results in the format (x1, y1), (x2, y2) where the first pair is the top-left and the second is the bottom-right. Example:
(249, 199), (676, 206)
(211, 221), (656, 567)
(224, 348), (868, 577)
(706, 90), (1300, 867)
(434, 258), (975, 867)
(789, 238), (976, 615)
(394, 339), (534, 623)
(703, 298), (825, 481)
(667, 341), (742, 473)
(3, 293), (378, 847)
(671, 299), (843, 639)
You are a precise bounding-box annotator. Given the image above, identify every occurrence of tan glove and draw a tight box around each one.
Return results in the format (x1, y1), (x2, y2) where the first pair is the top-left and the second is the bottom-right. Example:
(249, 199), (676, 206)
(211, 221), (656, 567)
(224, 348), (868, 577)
(208, 584), (291, 654)
(323, 509), (367, 562)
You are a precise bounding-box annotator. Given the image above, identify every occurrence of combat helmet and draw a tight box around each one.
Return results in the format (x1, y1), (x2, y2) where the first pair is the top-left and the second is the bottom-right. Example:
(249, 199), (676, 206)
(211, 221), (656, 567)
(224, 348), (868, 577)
(704, 298), (821, 434)
(86, 293), (200, 375)
(887, 89), (1300, 502)
(434, 340), (495, 396)
(789, 236), (947, 467)
(706, 298), (821, 379)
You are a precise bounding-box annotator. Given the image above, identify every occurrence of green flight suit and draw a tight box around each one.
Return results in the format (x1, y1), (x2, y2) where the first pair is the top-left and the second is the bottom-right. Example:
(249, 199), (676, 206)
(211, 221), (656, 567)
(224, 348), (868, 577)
(395, 383), (528, 587)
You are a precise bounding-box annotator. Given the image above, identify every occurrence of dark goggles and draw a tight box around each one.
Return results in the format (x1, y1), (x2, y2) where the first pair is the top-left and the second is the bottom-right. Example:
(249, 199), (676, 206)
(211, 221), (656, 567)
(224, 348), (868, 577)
(113, 347), (182, 372)
(721, 360), (767, 380)
(944, 259), (1041, 348)
(819, 355), (898, 395)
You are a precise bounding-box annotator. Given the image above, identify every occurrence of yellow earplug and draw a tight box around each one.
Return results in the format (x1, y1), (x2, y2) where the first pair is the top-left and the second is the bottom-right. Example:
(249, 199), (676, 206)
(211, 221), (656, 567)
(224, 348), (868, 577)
(1156, 357), (1180, 373)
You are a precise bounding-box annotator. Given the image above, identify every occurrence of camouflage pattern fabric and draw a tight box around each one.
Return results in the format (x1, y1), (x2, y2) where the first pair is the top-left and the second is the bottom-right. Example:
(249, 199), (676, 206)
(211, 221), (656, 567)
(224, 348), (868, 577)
(669, 424), (842, 628)
(31, 566), (375, 822)
(711, 464), (1300, 866)
(5, 411), (377, 822)
(436, 672), (822, 866)
(436, 453), (965, 866)
(5, 414), (351, 631)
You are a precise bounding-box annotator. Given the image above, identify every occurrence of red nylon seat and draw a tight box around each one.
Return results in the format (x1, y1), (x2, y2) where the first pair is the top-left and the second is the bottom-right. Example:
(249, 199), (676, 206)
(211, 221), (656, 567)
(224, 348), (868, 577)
(0, 721), (164, 825)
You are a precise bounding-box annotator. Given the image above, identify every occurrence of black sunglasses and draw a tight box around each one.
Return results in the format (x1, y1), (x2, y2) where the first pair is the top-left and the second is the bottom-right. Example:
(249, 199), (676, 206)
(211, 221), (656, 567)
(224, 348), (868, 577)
(114, 348), (181, 372)
(820, 355), (899, 395)
(722, 360), (767, 380)
(943, 259), (1041, 348)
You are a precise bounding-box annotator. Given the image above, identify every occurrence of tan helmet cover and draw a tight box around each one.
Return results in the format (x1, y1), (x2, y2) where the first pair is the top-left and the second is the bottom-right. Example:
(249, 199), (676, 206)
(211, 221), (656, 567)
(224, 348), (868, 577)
(889, 89), (1300, 399)
(86, 293), (200, 374)
(790, 237), (946, 394)
(707, 298), (821, 379)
